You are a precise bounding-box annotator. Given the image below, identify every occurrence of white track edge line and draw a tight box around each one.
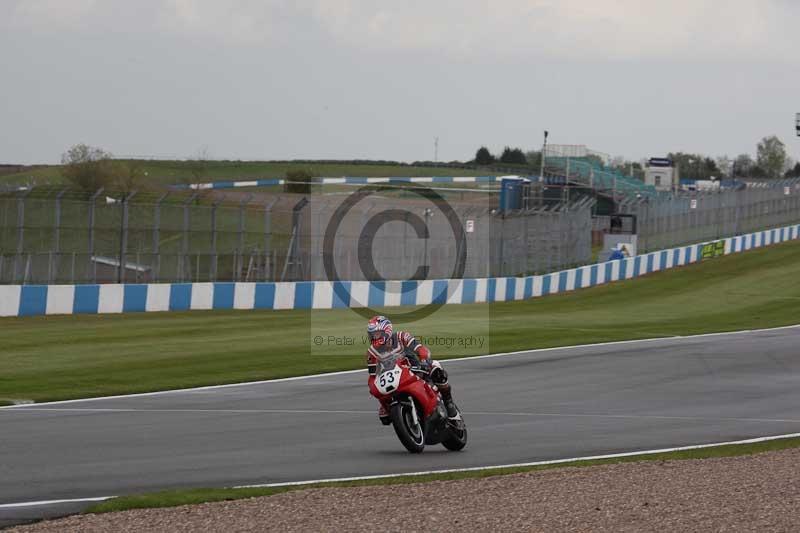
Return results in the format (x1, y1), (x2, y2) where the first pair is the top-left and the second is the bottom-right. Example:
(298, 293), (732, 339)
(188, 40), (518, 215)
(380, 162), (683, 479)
(4, 431), (800, 509)
(2, 322), (799, 410)
(0, 496), (112, 509)
(233, 431), (800, 489)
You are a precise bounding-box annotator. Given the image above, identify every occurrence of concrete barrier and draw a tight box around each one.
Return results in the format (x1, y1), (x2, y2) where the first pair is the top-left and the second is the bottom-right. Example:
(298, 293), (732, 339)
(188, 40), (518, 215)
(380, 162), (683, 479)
(181, 175), (504, 190)
(1, 224), (798, 318)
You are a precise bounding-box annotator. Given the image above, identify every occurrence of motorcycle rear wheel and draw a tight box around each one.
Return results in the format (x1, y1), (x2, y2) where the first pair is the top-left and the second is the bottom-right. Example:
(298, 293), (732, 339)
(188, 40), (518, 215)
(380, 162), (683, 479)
(391, 400), (425, 453)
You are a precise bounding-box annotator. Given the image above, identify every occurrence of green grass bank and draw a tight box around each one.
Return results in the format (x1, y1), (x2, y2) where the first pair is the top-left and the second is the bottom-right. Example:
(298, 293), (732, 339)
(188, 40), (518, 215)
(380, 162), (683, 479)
(0, 160), (490, 187)
(1, 239), (799, 403)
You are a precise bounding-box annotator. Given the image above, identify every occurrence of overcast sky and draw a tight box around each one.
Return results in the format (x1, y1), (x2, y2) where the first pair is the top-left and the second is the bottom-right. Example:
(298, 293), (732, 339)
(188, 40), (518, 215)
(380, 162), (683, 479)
(2, 0), (798, 165)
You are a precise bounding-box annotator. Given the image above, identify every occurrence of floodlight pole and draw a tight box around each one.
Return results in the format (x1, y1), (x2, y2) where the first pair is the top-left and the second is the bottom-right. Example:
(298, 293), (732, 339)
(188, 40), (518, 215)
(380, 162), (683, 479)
(539, 130), (549, 183)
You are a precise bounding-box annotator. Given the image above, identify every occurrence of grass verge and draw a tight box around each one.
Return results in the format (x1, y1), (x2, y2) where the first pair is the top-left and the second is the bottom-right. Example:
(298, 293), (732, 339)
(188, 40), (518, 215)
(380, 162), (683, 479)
(86, 435), (800, 514)
(2, 239), (800, 402)
(0, 161), (489, 187)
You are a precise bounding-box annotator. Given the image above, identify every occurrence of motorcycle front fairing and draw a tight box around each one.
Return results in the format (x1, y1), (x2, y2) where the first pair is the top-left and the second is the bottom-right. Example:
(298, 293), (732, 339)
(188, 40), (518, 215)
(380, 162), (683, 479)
(368, 352), (440, 418)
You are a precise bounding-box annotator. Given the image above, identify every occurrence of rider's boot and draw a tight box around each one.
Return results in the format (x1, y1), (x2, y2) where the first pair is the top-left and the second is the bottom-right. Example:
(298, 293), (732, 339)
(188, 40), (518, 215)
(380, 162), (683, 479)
(378, 403), (391, 425)
(437, 382), (458, 418)
(429, 361), (458, 418)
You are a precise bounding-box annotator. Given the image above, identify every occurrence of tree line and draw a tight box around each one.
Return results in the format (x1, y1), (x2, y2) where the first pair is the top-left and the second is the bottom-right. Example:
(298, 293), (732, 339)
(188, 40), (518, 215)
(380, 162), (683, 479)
(54, 135), (799, 194)
(669, 136), (797, 181)
(57, 144), (215, 193)
(471, 134), (798, 181)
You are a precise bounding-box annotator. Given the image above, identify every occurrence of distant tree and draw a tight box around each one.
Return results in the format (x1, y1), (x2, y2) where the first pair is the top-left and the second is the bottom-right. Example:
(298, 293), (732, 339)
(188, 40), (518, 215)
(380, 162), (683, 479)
(60, 144), (117, 192)
(284, 169), (314, 194)
(756, 135), (787, 178)
(716, 155), (732, 177)
(185, 146), (210, 185)
(732, 153), (755, 177)
(629, 161), (644, 181)
(784, 162), (800, 179)
(668, 152), (720, 181)
(703, 157), (719, 178)
(609, 155), (626, 169)
(584, 154), (605, 168)
(499, 147), (527, 165)
(607, 156), (643, 178)
(474, 146), (495, 165)
(525, 150), (541, 168)
(782, 156), (796, 176)
(113, 161), (144, 193)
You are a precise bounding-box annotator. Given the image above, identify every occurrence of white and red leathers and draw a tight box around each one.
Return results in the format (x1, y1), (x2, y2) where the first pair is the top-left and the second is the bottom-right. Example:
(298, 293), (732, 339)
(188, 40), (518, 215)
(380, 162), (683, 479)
(366, 330), (455, 423)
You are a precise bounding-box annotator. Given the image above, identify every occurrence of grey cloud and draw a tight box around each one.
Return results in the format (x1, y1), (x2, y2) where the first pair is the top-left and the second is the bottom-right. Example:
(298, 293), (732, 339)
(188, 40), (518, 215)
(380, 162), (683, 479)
(1, 0), (798, 164)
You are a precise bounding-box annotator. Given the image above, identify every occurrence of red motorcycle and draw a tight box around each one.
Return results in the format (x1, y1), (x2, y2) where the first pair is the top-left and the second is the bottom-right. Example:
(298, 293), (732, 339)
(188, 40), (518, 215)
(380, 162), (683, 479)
(368, 351), (467, 453)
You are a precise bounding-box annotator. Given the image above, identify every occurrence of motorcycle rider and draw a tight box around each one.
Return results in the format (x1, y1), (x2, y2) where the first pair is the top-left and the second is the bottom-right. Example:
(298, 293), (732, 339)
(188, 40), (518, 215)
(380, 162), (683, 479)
(366, 315), (458, 425)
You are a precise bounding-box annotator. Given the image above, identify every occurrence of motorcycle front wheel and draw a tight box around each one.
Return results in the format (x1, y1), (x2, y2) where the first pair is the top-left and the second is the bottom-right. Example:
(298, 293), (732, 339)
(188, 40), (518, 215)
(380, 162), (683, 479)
(442, 406), (468, 451)
(391, 400), (425, 453)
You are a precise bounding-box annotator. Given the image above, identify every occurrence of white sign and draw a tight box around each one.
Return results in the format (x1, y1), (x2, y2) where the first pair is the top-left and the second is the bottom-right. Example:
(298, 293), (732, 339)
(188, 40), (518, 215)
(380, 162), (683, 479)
(784, 186), (791, 196)
(466, 220), (475, 233)
(690, 199), (697, 209)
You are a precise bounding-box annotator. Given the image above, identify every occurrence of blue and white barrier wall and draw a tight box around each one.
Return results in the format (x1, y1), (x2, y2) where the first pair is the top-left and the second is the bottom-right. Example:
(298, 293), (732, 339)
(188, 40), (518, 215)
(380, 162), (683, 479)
(1, 224), (798, 318)
(183, 176), (505, 190)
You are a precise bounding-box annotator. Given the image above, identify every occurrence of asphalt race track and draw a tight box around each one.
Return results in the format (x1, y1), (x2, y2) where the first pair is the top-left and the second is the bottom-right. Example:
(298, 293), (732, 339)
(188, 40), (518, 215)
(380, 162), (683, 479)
(3, 326), (800, 527)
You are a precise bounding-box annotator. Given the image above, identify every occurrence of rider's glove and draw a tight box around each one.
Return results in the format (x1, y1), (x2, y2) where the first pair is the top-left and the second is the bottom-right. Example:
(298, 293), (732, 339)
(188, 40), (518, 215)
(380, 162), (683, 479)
(418, 358), (432, 373)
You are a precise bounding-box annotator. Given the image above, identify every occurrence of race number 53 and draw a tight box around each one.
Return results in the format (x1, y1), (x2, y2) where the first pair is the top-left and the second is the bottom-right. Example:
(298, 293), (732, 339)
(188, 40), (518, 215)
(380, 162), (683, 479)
(376, 367), (402, 394)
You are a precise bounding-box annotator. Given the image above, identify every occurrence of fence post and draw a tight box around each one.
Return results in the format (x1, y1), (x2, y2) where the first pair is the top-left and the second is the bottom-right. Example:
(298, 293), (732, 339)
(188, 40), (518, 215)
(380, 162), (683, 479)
(281, 197), (309, 281)
(523, 208), (530, 275)
(14, 188), (32, 283)
(497, 212), (506, 277)
(422, 208), (433, 279)
(118, 191), (136, 284)
(263, 199), (277, 281)
(87, 188), (104, 283)
(52, 189), (67, 283)
(402, 210), (410, 278)
(181, 193), (198, 282)
(153, 192), (168, 283)
(210, 195), (225, 282)
(237, 194), (252, 282)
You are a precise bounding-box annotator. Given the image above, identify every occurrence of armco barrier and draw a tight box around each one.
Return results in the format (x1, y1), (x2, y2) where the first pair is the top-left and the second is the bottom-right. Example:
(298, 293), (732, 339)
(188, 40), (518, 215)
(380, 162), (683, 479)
(182, 175), (504, 190)
(1, 224), (798, 318)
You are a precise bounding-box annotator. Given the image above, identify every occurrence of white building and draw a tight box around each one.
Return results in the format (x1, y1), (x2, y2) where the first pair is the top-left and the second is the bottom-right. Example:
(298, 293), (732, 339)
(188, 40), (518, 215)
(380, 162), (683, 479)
(644, 158), (677, 191)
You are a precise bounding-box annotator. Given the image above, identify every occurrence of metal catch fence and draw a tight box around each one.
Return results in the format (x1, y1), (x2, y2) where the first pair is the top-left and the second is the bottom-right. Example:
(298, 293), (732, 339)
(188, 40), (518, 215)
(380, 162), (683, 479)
(0, 188), (289, 284)
(0, 187), (595, 284)
(621, 179), (800, 253)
